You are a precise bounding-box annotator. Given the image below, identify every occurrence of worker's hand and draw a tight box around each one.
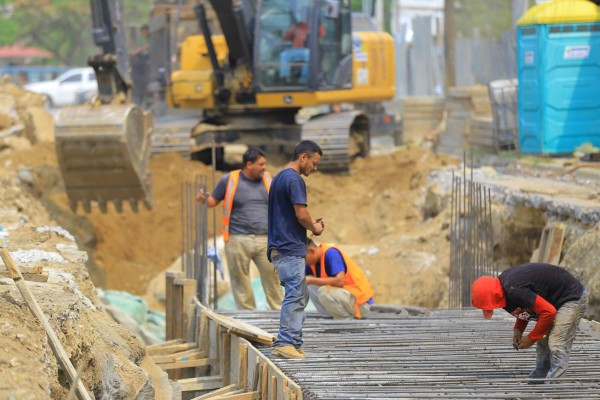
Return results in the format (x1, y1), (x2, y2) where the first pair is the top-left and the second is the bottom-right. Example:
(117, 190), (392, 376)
(196, 190), (207, 204)
(312, 218), (324, 236)
(512, 329), (523, 350)
(517, 335), (535, 350)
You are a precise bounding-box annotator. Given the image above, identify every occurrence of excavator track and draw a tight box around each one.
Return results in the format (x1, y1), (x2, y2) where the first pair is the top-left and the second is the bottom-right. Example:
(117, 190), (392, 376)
(301, 110), (370, 172)
(189, 110), (370, 173)
(54, 104), (153, 213)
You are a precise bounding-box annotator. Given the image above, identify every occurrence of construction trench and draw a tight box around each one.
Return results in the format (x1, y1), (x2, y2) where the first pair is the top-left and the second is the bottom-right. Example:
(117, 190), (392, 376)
(2, 80), (600, 398)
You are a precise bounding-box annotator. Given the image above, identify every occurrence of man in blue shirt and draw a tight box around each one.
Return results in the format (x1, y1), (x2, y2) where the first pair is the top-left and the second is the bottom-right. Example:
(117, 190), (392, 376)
(268, 140), (324, 359)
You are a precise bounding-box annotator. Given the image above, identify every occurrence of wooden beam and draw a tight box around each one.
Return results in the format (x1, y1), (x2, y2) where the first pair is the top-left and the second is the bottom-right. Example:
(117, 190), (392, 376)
(178, 375), (223, 392)
(214, 392), (259, 400)
(0, 248), (92, 400)
(189, 384), (237, 400)
(194, 301), (275, 345)
(0, 271), (48, 282)
(221, 330), (231, 386)
(260, 363), (268, 399)
(237, 343), (248, 391)
(165, 271), (184, 340)
(151, 349), (206, 364)
(147, 338), (184, 351)
(157, 357), (215, 370)
(147, 342), (196, 356)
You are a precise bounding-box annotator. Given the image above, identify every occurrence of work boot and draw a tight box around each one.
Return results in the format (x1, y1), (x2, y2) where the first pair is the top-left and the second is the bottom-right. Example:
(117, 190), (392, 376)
(271, 345), (305, 359)
(527, 369), (548, 385)
(297, 347), (304, 355)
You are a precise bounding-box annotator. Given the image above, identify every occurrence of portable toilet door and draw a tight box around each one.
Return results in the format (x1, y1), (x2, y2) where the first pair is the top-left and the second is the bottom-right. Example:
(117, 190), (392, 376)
(517, 0), (600, 154)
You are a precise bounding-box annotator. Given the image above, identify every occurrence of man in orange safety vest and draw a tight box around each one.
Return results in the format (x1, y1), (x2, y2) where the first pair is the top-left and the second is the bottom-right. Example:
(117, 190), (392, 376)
(198, 147), (283, 310)
(305, 240), (374, 319)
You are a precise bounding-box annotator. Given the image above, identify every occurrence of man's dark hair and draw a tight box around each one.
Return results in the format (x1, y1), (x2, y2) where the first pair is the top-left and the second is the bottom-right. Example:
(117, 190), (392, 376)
(306, 239), (317, 249)
(292, 140), (323, 161)
(243, 147), (266, 165)
(141, 24), (149, 31)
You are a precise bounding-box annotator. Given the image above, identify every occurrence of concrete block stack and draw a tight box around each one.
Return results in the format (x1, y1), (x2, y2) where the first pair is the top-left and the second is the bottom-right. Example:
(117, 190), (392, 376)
(401, 96), (445, 144)
(438, 87), (472, 156)
(468, 85), (494, 152)
(438, 85), (494, 156)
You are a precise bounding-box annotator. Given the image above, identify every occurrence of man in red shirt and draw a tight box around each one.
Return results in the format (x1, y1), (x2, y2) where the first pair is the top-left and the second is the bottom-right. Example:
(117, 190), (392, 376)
(471, 263), (588, 383)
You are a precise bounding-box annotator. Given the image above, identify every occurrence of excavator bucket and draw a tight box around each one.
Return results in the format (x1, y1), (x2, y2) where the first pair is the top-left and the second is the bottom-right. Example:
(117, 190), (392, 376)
(54, 104), (153, 213)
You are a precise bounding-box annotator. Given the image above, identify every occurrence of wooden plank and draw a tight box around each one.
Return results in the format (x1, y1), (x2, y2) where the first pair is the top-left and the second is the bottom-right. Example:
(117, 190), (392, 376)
(195, 301), (275, 345)
(147, 342), (195, 356)
(0, 264), (43, 274)
(271, 376), (277, 400)
(173, 281), (184, 340)
(543, 223), (566, 265)
(0, 248), (92, 400)
(214, 392), (259, 400)
(237, 343), (248, 390)
(165, 271), (180, 340)
(157, 357), (215, 370)
(221, 330), (231, 386)
(190, 384), (237, 400)
(260, 363), (268, 399)
(151, 349), (205, 364)
(178, 375), (222, 392)
(147, 338), (184, 351)
(0, 271), (48, 282)
(251, 356), (260, 391)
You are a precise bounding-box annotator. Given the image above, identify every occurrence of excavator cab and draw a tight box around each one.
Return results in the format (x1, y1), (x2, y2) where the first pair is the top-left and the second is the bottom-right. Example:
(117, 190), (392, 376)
(255, 0), (353, 91)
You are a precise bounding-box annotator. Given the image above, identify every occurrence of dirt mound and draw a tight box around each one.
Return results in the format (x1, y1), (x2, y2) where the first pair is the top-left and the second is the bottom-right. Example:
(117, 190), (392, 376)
(4, 140), (460, 308)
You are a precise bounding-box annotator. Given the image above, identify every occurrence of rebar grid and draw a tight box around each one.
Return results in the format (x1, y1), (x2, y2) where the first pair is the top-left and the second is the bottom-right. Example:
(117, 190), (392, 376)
(225, 310), (600, 399)
(180, 175), (212, 305)
(449, 152), (497, 308)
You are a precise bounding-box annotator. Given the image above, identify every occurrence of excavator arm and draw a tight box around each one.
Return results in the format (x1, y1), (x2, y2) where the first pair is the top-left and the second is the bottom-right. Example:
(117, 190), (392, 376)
(54, 0), (153, 213)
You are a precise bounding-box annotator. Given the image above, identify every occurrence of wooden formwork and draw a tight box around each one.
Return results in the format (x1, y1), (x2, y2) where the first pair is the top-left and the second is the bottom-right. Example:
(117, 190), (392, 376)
(151, 290), (302, 400)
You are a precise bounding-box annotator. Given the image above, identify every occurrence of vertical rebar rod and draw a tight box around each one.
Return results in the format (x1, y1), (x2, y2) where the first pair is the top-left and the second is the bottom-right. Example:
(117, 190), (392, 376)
(180, 182), (185, 273)
(211, 135), (218, 309)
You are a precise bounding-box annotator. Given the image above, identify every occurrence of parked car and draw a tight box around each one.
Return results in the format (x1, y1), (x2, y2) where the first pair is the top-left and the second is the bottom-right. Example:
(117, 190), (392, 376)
(24, 67), (98, 107)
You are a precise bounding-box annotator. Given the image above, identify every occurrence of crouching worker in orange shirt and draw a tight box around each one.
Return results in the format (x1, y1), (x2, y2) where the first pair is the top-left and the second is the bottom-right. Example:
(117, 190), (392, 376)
(305, 240), (374, 319)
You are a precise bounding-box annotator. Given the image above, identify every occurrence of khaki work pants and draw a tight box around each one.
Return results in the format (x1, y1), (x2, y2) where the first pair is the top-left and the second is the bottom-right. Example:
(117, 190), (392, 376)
(307, 284), (370, 319)
(225, 234), (283, 310)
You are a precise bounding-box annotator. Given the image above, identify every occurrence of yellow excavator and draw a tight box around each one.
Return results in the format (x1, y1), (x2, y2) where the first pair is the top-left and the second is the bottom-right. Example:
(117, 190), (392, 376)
(55, 0), (395, 212)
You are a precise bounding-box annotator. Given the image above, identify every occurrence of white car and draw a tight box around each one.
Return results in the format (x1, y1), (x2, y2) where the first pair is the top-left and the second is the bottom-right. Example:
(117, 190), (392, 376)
(25, 67), (98, 107)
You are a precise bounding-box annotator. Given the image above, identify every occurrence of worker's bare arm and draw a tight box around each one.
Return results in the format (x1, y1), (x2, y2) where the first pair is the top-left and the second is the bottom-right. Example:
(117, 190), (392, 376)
(294, 204), (324, 235)
(306, 271), (344, 287)
(196, 190), (220, 208)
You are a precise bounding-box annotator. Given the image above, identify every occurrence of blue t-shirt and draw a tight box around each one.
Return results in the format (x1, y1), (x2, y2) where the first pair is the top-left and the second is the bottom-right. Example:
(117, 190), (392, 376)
(267, 168), (307, 259)
(305, 247), (346, 277)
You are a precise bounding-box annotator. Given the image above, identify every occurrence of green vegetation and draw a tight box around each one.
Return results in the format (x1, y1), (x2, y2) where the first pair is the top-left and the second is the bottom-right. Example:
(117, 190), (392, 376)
(455, 0), (513, 39)
(0, 0), (152, 66)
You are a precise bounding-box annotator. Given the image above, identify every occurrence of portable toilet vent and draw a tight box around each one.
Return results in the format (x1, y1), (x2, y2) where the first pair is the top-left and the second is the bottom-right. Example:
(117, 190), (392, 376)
(517, 0), (600, 154)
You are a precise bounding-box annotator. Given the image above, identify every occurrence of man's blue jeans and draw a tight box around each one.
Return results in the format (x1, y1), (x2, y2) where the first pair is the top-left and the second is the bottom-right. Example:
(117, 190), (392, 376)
(272, 254), (308, 349)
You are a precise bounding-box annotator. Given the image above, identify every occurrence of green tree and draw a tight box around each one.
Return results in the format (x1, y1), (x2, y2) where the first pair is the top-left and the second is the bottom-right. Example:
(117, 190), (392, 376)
(455, 0), (513, 39)
(1, 0), (152, 66)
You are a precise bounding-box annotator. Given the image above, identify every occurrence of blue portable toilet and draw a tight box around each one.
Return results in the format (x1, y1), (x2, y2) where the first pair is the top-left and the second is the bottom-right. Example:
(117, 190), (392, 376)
(517, 0), (600, 154)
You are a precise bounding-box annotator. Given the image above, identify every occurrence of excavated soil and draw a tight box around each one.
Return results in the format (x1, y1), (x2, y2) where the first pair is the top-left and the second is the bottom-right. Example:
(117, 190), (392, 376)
(2, 139), (459, 309)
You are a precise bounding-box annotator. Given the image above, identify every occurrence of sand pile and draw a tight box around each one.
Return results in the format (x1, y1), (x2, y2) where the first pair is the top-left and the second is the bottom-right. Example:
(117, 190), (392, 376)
(0, 75), (54, 145)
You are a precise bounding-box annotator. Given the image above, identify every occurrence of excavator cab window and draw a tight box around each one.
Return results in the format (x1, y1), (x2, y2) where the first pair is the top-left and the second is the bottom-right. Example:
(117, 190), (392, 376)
(255, 0), (351, 92)
(255, 0), (313, 90)
(317, 0), (352, 89)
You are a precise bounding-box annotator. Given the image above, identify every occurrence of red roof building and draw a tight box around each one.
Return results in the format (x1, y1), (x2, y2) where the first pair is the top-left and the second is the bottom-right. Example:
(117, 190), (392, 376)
(0, 44), (54, 65)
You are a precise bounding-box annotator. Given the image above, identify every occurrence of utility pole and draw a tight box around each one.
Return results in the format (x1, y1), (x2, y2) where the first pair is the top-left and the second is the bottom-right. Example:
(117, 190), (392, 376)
(444, 0), (456, 89)
(512, 0), (528, 26)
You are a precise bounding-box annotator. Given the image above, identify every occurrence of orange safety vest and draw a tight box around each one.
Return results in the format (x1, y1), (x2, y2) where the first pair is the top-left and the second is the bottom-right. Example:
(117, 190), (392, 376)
(222, 169), (272, 242)
(308, 244), (374, 318)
